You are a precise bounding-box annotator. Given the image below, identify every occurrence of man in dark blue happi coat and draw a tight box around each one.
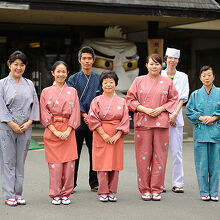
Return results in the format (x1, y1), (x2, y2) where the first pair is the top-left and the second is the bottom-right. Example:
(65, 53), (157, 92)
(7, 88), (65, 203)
(68, 46), (102, 191)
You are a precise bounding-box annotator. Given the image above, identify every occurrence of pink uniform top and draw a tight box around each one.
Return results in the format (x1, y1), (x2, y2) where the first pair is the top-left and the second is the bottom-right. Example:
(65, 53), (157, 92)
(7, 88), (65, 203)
(40, 83), (80, 163)
(40, 83), (80, 129)
(88, 93), (129, 135)
(88, 92), (129, 171)
(126, 74), (178, 129)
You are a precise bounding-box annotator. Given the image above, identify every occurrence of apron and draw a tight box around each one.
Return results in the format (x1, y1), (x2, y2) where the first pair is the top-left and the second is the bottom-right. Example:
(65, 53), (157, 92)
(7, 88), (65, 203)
(44, 115), (78, 163)
(92, 120), (124, 171)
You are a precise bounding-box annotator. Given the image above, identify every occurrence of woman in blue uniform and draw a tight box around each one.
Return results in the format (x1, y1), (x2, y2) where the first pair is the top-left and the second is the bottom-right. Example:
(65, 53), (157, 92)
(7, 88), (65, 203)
(186, 65), (220, 202)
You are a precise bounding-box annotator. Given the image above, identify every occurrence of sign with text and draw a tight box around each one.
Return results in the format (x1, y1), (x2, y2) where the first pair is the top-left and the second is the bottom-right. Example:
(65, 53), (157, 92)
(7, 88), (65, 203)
(147, 39), (164, 59)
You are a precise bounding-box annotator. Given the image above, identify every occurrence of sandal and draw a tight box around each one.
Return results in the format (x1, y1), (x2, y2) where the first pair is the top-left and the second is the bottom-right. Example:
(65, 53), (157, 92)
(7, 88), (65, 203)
(16, 197), (26, 205)
(152, 193), (161, 201)
(61, 196), (71, 205)
(108, 193), (117, 202)
(52, 197), (61, 205)
(141, 193), (151, 201)
(210, 196), (218, 202)
(99, 194), (108, 202)
(201, 195), (210, 201)
(5, 199), (17, 207)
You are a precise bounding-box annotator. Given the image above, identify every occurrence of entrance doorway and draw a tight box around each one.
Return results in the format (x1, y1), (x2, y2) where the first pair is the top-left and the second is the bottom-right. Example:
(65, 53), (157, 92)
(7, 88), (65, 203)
(196, 48), (220, 88)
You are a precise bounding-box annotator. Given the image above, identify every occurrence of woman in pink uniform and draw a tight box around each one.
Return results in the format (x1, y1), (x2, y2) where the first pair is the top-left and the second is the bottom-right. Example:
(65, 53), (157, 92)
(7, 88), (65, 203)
(126, 54), (178, 201)
(88, 71), (129, 202)
(40, 61), (80, 205)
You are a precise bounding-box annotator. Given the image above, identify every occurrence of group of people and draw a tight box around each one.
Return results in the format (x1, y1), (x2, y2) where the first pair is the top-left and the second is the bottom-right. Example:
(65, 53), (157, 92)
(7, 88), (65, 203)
(0, 45), (219, 207)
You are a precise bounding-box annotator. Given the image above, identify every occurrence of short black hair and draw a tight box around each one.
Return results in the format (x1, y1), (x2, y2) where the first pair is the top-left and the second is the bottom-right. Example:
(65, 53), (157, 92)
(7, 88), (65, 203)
(78, 46), (95, 60)
(8, 50), (27, 65)
(99, 71), (119, 86)
(51, 61), (69, 73)
(200, 65), (214, 77)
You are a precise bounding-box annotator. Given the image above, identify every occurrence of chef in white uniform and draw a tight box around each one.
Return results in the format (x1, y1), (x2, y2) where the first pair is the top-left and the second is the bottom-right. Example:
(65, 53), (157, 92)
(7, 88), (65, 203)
(161, 48), (189, 193)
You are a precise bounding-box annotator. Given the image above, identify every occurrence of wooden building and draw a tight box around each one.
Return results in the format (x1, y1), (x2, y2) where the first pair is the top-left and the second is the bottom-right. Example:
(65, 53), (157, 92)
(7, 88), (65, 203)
(0, 0), (220, 94)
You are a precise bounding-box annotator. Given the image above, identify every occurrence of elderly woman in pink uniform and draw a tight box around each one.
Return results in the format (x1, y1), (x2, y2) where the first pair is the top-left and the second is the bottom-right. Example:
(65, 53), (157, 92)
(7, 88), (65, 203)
(88, 71), (129, 202)
(126, 54), (178, 201)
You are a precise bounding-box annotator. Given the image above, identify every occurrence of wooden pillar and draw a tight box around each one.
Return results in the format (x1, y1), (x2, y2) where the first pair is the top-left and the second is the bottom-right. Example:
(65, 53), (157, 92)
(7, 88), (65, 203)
(147, 21), (163, 57)
(148, 21), (159, 39)
(70, 26), (80, 74)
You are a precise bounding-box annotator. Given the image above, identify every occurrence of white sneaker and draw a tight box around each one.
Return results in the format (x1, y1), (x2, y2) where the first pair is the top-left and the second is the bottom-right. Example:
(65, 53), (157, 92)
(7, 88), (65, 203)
(99, 194), (108, 202)
(16, 197), (26, 205)
(141, 192), (151, 201)
(52, 197), (61, 205)
(152, 193), (161, 201)
(108, 193), (117, 202)
(61, 196), (71, 205)
(211, 196), (218, 202)
(201, 195), (210, 201)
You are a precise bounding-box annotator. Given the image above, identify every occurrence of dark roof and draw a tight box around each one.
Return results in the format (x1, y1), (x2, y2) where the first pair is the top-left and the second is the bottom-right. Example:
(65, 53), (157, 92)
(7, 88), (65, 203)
(63, 0), (220, 10)
(7, 0), (220, 18)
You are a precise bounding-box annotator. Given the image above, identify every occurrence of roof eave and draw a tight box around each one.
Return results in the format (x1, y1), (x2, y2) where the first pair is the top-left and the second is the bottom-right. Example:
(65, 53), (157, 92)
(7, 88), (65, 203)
(29, 1), (220, 19)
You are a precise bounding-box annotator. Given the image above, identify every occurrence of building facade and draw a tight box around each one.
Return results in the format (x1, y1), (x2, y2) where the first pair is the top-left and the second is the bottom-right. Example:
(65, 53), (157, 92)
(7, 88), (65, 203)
(0, 0), (220, 96)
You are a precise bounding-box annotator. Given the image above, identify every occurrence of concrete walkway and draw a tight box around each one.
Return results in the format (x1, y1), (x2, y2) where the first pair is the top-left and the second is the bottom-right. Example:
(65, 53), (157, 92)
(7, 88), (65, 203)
(0, 142), (219, 220)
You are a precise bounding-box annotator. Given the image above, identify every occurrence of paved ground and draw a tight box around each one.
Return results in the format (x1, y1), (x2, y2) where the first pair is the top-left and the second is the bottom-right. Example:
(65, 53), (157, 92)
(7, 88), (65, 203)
(0, 142), (219, 220)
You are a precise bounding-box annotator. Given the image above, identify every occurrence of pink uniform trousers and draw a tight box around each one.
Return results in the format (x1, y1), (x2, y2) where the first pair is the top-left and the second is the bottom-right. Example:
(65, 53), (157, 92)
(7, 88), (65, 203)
(134, 128), (169, 194)
(97, 171), (119, 195)
(48, 160), (75, 198)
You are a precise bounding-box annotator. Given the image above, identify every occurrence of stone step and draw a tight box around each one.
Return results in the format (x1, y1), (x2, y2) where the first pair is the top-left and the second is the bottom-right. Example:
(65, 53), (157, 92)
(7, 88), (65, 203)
(183, 132), (188, 139)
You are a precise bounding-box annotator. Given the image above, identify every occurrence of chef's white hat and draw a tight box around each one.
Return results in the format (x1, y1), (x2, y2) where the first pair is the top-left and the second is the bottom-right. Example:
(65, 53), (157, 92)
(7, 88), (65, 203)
(165, 48), (180, 59)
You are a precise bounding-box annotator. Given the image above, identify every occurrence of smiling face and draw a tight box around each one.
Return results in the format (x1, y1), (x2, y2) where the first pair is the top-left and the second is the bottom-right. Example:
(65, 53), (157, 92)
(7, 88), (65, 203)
(166, 56), (179, 69)
(102, 77), (116, 95)
(146, 58), (162, 78)
(200, 69), (215, 88)
(8, 59), (26, 80)
(51, 64), (68, 86)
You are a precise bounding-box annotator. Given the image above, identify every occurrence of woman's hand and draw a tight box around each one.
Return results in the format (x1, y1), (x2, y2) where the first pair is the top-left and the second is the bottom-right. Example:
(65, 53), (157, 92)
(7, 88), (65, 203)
(109, 131), (122, 144)
(199, 115), (219, 126)
(137, 105), (153, 116)
(20, 120), (33, 132)
(60, 127), (72, 140)
(60, 130), (70, 140)
(144, 108), (154, 116)
(169, 113), (177, 127)
(101, 133), (111, 143)
(53, 130), (63, 139)
(96, 126), (111, 143)
(137, 105), (165, 117)
(7, 121), (23, 134)
(48, 124), (62, 139)
(149, 106), (165, 117)
(204, 116), (214, 125)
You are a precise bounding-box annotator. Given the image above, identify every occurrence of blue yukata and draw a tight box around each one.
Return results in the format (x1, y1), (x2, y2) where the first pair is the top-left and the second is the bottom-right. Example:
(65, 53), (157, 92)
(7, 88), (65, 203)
(68, 70), (102, 131)
(0, 74), (39, 200)
(186, 85), (220, 197)
(68, 70), (102, 189)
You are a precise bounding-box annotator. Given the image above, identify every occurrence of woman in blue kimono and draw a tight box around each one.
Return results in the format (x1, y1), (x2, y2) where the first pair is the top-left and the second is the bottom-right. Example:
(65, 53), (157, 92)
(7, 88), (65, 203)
(0, 51), (39, 206)
(186, 65), (220, 202)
